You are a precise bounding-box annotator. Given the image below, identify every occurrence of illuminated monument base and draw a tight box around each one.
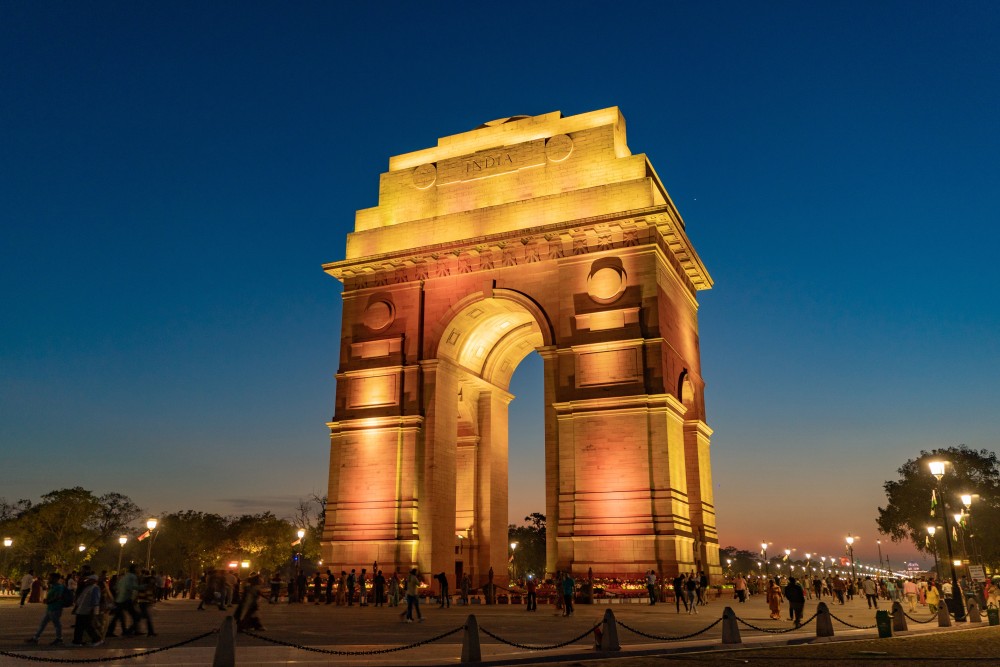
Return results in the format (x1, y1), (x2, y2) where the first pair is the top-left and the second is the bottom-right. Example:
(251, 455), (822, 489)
(322, 108), (720, 587)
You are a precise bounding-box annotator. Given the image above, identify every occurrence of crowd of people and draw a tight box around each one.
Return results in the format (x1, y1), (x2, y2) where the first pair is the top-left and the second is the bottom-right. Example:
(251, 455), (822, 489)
(17, 564), (162, 647)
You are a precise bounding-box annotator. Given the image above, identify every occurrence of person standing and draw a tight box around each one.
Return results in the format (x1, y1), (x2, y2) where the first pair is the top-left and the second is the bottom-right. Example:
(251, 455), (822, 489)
(346, 569), (356, 606)
(336, 571), (347, 606)
(784, 577), (806, 627)
(460, 573), (471, 606)
(269, 572), (282, 604)
(25, 573), (65, 645)
(295, 570), (307, 603)
(374, 570), (386, 607)
(561, 572), (575, 617)
(402, 568), (423, 622)
(71, 575), (103, 647)
(767, 578), (783, 620)
(685, 574), (699, 614)
(525, 576), (537, 611)
(813, 576), (823, 600)
(19, 571), (35, 607)
(388, 571), (400, 607)
(324, 569), (334, 605)
(734, 574), (748, 603)
(698, 571), (709, 605)
(646, 570), (657, 605)
(358, 569), (368, 607)
(312, 572), (323, 605)
(435, 572), (450, 608)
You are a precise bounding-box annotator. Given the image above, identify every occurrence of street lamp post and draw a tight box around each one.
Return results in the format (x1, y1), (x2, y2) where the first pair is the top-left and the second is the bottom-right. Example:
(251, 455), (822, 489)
(845, 535), (857, 582)
(509, 542), (518, 582)
(876, 539), (884, 575)
(117, 535), (128, 573)
(929, 460), (966, 621)
(145, 518), (158, 570)
(761, 542), (770, 577)
(927, 525), (941, 581)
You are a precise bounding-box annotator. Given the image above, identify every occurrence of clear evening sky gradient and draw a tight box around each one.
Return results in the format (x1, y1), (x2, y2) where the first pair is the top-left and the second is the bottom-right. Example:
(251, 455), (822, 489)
(3, 1), (998, 568)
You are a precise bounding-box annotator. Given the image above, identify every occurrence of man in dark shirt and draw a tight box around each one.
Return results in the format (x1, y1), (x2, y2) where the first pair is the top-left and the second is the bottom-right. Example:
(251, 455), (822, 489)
(784, 576), (806, 626)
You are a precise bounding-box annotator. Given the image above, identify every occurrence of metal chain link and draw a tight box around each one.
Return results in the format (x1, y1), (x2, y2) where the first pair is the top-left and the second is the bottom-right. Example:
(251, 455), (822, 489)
(479, 622), (601, 650)
(734, 612), (817, 634)
(241, 624), (465, 656)
(0, 630), (218, 664)
(901, 610), (938, 624)
(827, 612), (877, 629)
(617, 616), (721, 641)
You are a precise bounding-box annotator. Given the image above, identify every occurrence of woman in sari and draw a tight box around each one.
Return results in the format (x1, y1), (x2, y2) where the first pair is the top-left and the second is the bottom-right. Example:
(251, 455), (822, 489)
(767, 578), (783, 620)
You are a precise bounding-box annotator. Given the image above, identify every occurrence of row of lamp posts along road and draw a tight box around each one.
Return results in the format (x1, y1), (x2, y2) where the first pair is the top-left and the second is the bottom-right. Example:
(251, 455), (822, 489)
(751, 459), (980, 624)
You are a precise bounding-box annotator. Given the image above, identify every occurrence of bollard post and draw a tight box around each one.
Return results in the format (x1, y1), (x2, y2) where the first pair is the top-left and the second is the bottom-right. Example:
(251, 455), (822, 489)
(891, 601), (908, 632)
(461, 614), (481, 663)
(815, 602), (835, 638)
(937, 603), (952, 627)
(967, 600), (982, 623)
(599, 609), (621, 651)
(721, 606), (742, 645)
(212, 616), (237, 667)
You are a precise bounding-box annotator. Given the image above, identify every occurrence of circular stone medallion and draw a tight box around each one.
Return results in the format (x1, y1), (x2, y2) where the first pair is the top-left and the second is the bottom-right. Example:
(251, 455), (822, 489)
(587, 266), (626, 304)
(363, 300), (395, 331)
(412, 163), (437, 189)
(546, 134), (574, 162)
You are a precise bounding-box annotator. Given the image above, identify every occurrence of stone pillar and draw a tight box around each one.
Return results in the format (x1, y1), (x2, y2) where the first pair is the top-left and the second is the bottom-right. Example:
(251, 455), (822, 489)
(418, 360), (459, 579)
(476, 388), (512, 585)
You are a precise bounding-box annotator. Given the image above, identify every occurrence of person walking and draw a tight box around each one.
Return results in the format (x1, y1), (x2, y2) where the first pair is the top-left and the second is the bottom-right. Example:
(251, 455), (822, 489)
(134, 571), (157, 636)
(646, 570), (657, 605)
(108, 564), (139, 636)
(685, 574), (699, 614)
(672, 573), (687, 612)
(358, 569), (368, 606)
(19, 571), (35, 607)
(903, 578), (919, 612)
(25, 573), (65, 645)
(71, 575), (103, 647)
(862, 576), (878, 609)
(784, 577), (806, 627)
(388, 571), (400, 607)
(926, 580), (941, 615)
(235, 573), (266, 631)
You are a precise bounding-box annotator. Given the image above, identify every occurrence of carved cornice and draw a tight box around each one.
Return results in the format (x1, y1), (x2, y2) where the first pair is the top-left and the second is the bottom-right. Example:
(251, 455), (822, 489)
(323, 205), (713, 293)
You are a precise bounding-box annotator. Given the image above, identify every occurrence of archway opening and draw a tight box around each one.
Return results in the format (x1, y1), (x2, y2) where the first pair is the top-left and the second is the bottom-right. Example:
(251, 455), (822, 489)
(436, 295), (549, 587)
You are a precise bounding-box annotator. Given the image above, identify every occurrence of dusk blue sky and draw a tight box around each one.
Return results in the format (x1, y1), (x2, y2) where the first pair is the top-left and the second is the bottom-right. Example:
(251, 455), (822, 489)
(3, 1), (998, 568)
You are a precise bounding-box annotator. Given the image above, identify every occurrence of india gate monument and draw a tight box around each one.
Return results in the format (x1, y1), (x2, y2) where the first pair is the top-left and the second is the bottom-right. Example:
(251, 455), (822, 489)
(321, 107), (720, 588)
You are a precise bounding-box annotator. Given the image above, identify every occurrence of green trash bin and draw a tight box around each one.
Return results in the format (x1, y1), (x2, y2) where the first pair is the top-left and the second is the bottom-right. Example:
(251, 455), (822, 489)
(875, 610), (892, 638)
(987, 606), (999, 626)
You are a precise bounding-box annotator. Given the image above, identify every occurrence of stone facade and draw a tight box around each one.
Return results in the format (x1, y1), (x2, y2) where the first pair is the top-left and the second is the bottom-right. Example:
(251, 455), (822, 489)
(321, 107), (720, 588)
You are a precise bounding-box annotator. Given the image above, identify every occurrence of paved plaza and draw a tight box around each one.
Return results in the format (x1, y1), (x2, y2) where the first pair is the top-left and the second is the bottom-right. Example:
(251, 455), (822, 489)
(1, 592), (989, 665)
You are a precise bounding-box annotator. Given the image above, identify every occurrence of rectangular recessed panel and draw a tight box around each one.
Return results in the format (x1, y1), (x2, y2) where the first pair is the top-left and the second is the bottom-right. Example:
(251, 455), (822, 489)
(348, 374), (398, 408)
(577, 348), (640, 386)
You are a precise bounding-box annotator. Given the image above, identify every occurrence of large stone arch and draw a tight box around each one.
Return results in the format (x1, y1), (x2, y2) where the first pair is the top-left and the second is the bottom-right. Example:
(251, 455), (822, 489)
(321, 107), (720, 588)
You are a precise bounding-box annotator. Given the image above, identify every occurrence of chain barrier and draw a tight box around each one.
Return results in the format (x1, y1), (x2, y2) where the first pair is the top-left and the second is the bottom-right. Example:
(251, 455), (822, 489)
(827, 612), (877, 630)
(617, 617), (722, 641)
(733, 612), (817, 634)
(242, 624), (465, 656)
(0, 630), (218, 664)
(479, 622), (600, 650)
(901, 610), (938, 624)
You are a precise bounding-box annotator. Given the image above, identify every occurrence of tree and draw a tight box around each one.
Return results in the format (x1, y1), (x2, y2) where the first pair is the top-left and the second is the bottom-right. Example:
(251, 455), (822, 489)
(508, 513), (546, 581)
(877, 445), (1000, 568)
(719, 546), (761, 576)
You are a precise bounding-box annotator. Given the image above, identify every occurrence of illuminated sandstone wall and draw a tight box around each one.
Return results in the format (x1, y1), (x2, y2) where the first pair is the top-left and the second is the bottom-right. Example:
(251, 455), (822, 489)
(322, 107), (720, 585)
